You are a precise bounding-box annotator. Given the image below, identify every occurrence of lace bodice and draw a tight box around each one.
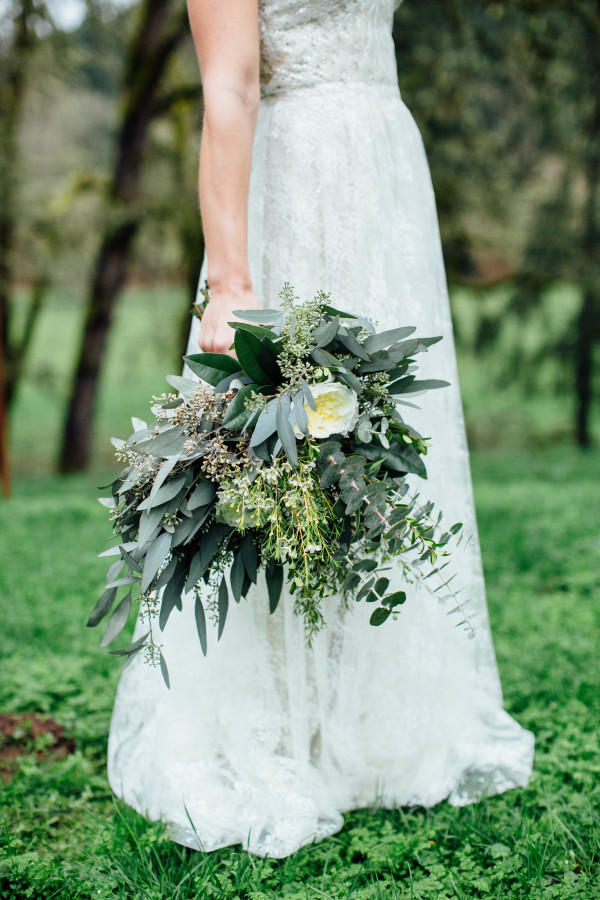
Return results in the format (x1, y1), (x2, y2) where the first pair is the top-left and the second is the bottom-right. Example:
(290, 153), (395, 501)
(259, 0), (403, 97)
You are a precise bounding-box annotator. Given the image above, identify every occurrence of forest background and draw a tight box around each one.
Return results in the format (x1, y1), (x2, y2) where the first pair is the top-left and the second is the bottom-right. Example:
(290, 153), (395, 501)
(1, 0), (599, 481)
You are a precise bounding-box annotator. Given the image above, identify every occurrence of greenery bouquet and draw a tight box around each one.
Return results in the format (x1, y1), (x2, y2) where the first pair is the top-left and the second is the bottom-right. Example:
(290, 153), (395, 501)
(91, 283), (467, 686)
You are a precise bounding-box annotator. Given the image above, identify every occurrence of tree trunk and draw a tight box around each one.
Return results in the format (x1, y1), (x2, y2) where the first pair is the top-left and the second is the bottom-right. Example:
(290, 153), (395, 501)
(58, 0), (189, 472)
(0, 0), (40, 496)
(575, 26), (600, 449)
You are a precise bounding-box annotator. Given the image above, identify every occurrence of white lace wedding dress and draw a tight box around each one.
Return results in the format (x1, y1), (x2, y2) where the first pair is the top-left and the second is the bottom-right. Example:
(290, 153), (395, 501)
(107, 0), (534, 858)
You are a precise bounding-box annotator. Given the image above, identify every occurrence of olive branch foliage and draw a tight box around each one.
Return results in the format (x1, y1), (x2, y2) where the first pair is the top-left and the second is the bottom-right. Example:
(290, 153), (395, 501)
(90, 283), (472, 688)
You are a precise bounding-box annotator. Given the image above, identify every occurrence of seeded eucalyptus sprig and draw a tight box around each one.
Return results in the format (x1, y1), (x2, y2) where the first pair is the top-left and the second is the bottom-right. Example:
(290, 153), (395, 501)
(91, 284), (472, 687)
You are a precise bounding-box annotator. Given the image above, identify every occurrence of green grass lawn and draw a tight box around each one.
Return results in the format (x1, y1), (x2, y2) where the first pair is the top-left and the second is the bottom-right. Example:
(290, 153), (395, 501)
(1, 284), (599, 896)
(1, 445), (599, 899)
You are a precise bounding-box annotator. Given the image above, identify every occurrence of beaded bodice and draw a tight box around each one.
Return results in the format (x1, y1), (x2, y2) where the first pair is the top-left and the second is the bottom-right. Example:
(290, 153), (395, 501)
(259, 0), (403, 97)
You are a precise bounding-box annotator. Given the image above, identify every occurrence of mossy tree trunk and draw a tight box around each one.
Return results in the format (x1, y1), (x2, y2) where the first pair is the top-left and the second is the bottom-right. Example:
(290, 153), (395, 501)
(58, 0), (191, 473)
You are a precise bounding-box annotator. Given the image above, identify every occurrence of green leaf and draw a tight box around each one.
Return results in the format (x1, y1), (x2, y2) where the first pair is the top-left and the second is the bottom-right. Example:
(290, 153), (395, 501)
(355, 442), (427, 478)
(336, 328), (370, 360)
(266, 560), (284, 614)
(232, 308), (283, 324)
(87, 587), (117, 628)
(109, 630), (150, 656)
(141, 532), (172, 592)
(159, 652), (170, 689)
(240, 535), (258, 584)
(223, 383), (259, 430)
(105, 576), (139, 589)
(227, 321), (280, 342)
(234, 329), (281, 386)
(370, 607), (391, 626)
(138, 475), (187, 511)
(312, 318), (339, 347)
(310, 347), (339, 367)
(131, 427), (186, 458)
(383, 590), (406, 608)
(184, 352), (242, 386)
(194, 595), (207, 656)
(276, 394), (298, 465)
(300, 378), (316, 410)
(100, 592), (132, 647)
(197, 523), (231, 575)
(343, 572), (361, 591)
(292, 390), (309, 434)
(159, 565), (186, 629)
(217, 577), (229, 640)
(164, 374), (200, 397)
(335, 369), (363, 394)
(187, 479), (216, 510)
(321, 304), (358, 319)
(230, 551), (245, 603)
(119, 544), (142, 573)
(249, 401), (278, 447)
(154, 557), (177, 590)
(356, 577), (375, 602)
(363, 326), (416, 354)
(374, 577), (390, 597)
(402, 378), (450, 393)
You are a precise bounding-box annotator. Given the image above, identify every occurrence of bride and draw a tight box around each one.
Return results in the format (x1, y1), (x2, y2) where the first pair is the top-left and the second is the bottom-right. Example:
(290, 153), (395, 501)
(107, 0), (534, 858)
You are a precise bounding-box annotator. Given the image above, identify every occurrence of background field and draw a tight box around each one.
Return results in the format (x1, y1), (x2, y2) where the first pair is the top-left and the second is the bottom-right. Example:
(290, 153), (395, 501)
(1, 288), (599, 899)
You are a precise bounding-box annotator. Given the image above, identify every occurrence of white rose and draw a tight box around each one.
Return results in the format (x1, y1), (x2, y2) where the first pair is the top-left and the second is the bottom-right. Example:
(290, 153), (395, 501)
(299, 381), (359, 439)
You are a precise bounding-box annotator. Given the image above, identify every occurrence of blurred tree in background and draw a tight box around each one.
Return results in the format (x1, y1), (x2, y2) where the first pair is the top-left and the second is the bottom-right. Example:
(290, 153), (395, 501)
(0, 0), (597, 478)
(395, 0), (599, 446)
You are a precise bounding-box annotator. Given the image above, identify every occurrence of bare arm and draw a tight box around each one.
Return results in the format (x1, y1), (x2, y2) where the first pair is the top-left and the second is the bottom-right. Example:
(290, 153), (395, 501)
(187, 0), (260, 355)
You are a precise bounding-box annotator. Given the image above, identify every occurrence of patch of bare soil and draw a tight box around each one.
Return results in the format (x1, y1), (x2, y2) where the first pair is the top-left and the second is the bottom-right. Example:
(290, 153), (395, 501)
(0, 713), (75, 782)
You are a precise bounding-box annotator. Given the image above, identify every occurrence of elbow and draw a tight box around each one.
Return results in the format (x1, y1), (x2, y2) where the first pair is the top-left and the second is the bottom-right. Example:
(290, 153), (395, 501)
(202, 67), (261, 120)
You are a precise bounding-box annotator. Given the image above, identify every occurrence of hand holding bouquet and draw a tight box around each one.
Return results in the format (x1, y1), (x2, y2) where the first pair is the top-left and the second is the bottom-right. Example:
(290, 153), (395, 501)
(91, 284), (470, 687)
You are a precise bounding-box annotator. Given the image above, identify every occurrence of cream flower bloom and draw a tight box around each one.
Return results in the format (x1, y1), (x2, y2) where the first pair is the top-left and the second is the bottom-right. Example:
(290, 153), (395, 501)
(301, 380), (359, 439)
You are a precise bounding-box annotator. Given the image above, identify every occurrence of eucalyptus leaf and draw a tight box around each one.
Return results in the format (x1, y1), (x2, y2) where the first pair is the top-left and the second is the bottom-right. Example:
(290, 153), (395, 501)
(370, 607), (391, 626)
(187, 479), (216, 510)
(132, 427), (186, 458)
(98, 542), (137, 558)
(164, 374), (200, 397)
(276, 394), (298, 465)
(194, 595), (208, 655)
(300, 378), (316, 411)
(230, 551), (245, 603)
(100, 592), (132, 647)
(336, 329), (370, 360)
(109, 630), (150, 656)
(266, 560), (284, 614)
(217, 577), (229, 640)
(249, 401), (278, 447)
(138, 506), (165, 546)
(232, 308), (283, 324)
(159, 565), (186, 630)
(363, 326), (416, 354)
(312, 318), (339, 347)
(87, 587), (117, 628)
(105, 576), (139, 589)
(141, 532), (172, 592)
(160, 652), (170, 689)
(138, 475), (186, 511)
(401, 378), (450, 393)
(292, 390), (309, 434)
(240, 535), (258, 584)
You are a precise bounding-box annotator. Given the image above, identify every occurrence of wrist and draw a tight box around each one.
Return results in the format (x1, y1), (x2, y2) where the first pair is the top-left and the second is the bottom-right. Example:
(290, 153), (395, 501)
(207, 271), (253, 295)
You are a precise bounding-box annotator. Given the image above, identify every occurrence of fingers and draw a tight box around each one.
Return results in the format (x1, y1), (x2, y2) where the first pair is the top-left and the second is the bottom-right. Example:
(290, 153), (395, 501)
(198, 325), (237, 357)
